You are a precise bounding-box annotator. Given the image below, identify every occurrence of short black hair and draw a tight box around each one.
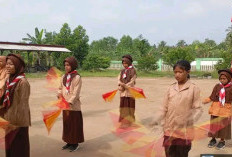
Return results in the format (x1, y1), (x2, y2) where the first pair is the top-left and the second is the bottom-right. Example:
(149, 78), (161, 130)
(173, 60), (191, 78)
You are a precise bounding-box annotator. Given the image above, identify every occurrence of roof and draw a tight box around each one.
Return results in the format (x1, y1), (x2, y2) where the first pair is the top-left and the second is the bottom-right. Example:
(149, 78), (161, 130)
(0, 42), (71, 52)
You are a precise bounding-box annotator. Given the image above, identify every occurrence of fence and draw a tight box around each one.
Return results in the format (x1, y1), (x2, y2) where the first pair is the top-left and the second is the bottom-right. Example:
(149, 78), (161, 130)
(109, 58), (223, 71)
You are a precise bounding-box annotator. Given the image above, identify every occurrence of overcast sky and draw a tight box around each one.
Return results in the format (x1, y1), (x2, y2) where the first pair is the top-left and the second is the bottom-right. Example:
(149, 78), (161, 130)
(0, 0), (231, 45)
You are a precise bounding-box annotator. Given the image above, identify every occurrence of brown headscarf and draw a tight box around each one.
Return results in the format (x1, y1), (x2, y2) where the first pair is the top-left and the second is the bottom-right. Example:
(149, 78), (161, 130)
(5, 54), (25, 106)
(63, 57), (79, 86)
(122, 54), (133, 66)
(218, 69), (232, 82)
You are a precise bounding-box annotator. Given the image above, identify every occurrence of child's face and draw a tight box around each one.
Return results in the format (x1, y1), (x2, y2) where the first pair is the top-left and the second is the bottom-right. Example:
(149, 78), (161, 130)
(219, 75), (229, 85)
(64, 62), (72, 73)
(174, 66), (189, 83)
(6, 59), (16, 74)
(122, 62), (129, 68)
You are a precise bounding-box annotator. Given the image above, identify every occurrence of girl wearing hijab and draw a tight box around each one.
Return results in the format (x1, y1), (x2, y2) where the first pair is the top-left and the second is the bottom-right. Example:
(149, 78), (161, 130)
(58, 56), (84, 152)
(118, 54), (137, 128)
(1, 54), (31, 157)
(203, 69), (232, 149)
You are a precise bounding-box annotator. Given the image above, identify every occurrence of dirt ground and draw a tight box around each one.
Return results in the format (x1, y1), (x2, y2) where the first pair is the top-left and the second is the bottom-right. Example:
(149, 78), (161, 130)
(0, 77), (232, 157)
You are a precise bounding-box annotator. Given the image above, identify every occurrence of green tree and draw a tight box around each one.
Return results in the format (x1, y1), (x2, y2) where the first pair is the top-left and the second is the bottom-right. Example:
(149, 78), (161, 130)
(133, 35), (151, 57)
(215, 50), (232, 70)
(90, 36), (118, 59)
(226, 25), (232, 50)
(70, 25), (89, 66)
(176, 40), (187, 47)
(22, 27), (45, 69)
(22, 27), (44, 44)
(44, 30), (57, 45)
(157, 41), (168, 56)
(163, 47), (195, 66)
(137, 54), (158, 71)
(82, 53), (111, 71)
(116, 35), (133, 57)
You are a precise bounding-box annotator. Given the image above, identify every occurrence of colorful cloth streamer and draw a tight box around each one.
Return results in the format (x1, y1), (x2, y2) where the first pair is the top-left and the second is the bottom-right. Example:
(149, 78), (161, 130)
(56, 96), (70, 110)
(128, 87), (146, 99)
(45, 67), (63, 91)
(42, 97), (70, 134)
(42, 109), (61, 134)
(102, 90), (118, 102)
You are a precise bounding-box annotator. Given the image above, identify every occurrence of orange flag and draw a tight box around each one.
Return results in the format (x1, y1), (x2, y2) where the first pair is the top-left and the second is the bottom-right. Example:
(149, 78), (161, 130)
(42, 109), (61, 134)
(102, 90), (118, 102)
(128, 87), (146, 99)
(56, 96), (70, 110)
(45, 67), (63, 91)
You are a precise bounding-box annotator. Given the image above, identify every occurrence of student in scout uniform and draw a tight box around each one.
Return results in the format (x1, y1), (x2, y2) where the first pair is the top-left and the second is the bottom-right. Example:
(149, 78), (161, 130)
(151, 60), (203, 157)
(58, 56), (84, 152)
(203, 69), (232, 149)
(118, 54), (137, 128)
(1, 54), (31, 157)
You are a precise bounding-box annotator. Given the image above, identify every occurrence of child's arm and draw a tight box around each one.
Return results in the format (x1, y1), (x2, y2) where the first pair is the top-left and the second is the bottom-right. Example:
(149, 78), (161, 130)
(202, 84), (218, 104)
(202, 97), (211, 104)
(125, 74), (136, 88)
(190, 86), (203, 123)
(67, 75), (82, 105)
(118, 73), (123, 85)
(150, 87), (169, 126)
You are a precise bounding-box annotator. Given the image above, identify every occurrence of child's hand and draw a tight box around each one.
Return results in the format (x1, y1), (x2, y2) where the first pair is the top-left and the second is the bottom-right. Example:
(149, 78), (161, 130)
(202, 98), (211, 104)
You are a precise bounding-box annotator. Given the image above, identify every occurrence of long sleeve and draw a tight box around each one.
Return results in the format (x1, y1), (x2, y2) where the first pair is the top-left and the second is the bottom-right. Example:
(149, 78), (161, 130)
(191, 86), (203, 123)
(125, 74), (136, 87)
(209, 84), (219, 101)
(67, 75), (82, 105)
(118, 73), (122, 85)
(153, 87), (169, 125)
(14, 79), (31, 126)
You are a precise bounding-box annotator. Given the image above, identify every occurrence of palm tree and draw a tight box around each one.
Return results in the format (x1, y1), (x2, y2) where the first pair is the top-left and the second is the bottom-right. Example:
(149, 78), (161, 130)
(22, 27), (44, 44)
(22, 27), (45, 70)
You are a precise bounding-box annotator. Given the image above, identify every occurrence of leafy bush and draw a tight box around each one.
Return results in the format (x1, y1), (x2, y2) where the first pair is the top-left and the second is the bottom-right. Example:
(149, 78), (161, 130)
(82, 53), (111, 71)
(137, 54), (158, 71)
(215, 50), (232, 70)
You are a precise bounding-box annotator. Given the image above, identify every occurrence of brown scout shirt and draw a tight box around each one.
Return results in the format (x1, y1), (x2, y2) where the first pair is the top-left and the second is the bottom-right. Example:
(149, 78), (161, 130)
(58, 75), (82, 111)
(3, 78), (31, 127)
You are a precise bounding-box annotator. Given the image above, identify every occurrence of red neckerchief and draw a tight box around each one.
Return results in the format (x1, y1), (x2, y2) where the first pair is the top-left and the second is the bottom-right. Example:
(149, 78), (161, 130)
(219, 82), (231, 106)
(3, 73), (25, 107)
(65, 70), (77, 94)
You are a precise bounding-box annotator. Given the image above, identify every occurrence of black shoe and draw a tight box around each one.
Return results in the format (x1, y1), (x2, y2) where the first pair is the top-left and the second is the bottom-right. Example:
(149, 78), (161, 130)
(62, 143), (71, 150)
(216, 141), (225, 150)
(208, 138), (217, 148)
(69, 144), (79, 152)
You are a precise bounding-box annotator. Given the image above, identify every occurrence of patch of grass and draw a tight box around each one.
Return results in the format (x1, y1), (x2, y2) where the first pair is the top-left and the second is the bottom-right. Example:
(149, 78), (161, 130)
(26, 72), (47, 78)
(25, 70), (219, 79)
